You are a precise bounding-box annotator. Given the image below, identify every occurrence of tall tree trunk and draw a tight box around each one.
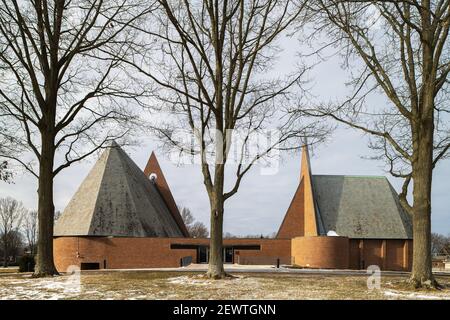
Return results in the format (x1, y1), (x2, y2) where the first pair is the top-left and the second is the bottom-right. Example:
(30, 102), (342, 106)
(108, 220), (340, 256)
(207, 162), (226, 279)
(410, 121), (436, 288)
(207, 196), (225, 279)
(33, 132), (58, 277)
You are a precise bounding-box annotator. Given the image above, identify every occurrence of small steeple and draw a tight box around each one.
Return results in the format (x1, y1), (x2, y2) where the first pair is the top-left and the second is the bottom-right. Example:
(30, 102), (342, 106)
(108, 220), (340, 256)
(300, 141), (312, 182)
(300, 138), (311, 181)
(300, 141), (318, 236)
(276, 141), (318, 238)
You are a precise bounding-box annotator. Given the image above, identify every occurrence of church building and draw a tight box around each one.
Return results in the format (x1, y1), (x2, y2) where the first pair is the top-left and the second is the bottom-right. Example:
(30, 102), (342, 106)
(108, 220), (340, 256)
(53, 142), (413, 271)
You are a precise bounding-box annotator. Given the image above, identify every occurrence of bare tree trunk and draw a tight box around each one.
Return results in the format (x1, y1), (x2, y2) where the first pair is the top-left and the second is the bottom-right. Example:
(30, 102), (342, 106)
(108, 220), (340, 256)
(410, 119), (436, 288)
(207, 163), (226, 279)
(33, 132), (58, 277)
(207, 198), (225, 279)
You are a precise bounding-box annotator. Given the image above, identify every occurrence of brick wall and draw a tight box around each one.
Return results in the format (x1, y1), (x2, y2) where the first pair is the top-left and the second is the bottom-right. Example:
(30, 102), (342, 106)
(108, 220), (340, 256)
(277, 181), (305, 239)
(348, 239), (412, 271)
(54, 237), (291, 272)
(291, 237), (412, 271)
(291, 236), (350, 269)
(54, 236), (412, 272)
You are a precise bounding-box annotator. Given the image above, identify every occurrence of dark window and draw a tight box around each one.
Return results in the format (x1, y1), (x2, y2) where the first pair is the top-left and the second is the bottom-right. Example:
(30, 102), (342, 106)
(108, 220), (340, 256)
(224, 247), (233, 263)
(198, 246), (209, 263)
(80, 262), (100, 270)
(171, 244), (199, 250)
(231, 245), (261, 250)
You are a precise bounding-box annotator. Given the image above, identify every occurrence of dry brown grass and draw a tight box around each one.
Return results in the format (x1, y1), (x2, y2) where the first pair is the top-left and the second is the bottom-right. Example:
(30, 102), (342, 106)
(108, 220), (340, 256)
(0, 267), (19, 274)
(0, 271), (449, 300)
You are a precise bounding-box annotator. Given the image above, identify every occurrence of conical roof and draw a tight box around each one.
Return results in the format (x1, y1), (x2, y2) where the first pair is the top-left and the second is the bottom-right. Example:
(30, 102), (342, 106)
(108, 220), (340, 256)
(54, 142), (185, 237)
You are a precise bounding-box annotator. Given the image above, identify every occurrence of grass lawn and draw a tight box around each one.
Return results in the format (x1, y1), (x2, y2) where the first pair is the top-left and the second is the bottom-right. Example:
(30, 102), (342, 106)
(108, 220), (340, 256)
(0, 271), (449, 300)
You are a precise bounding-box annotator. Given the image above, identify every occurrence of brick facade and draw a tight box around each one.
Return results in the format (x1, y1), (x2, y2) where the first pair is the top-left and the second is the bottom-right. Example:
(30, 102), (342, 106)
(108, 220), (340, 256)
(290, 236), (412, 270)
(277, 181), (305, 238)
(53, 147), (413, 273)
(54, 237), (291, 272)
(291, 236), (349, 269)
(54, 236), (412, 272)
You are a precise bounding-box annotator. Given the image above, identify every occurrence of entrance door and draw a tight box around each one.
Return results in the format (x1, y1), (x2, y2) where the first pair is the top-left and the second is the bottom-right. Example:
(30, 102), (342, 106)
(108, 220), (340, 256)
(224, 247), (233, 264)
(198, 246), (209, 263)
(198, 246), (233, 264)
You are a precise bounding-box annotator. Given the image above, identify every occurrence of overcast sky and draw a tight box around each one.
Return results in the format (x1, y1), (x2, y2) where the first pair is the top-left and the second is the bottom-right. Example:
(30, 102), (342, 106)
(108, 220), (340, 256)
(0, 33), (449, 237)
(1, 127), (449, 236)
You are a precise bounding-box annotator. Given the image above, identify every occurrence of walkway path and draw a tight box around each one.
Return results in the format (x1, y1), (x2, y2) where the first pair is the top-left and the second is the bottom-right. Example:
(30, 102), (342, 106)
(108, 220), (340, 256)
(96, 264), (450, 277)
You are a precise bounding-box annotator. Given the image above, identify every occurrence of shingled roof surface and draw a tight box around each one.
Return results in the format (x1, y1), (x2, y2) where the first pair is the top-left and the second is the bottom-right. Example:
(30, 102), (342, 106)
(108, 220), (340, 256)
(54, 143), (185, 237)
(312, 175), (413, 239)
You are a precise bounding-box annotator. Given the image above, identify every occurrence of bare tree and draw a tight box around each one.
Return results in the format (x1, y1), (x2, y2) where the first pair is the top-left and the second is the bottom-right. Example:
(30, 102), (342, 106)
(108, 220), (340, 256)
(0, 160), (10, 182)
(5, 229), (23, 264)
(0, 197), (25, 267)
(22, 210), (38, 256)
(431, 233), (448, 256)
(180, 207), (195, 226)
(296, 0), (450, 288)
(0, 120), (18, 182)
(181, 207), (209, 238)
(0, 0), (154, 276)
(126, 0), (325, 279)
(189, 222), (209, 238)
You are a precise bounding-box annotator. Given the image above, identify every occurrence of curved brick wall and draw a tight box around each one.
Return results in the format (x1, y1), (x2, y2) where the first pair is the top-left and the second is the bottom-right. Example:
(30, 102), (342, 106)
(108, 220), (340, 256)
(291, 236), (349, 269)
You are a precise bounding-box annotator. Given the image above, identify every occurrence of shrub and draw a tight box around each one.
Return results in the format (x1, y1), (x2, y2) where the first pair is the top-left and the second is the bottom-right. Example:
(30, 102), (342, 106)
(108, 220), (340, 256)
(18, 255), (35, 272)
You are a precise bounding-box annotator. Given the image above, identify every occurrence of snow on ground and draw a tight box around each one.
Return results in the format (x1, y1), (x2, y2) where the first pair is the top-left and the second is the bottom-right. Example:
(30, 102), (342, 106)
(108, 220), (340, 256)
(1, 271), (450, 300)
(384, 290), (449, 300)
(166, 274), (245, 286)
(0, 275), (81, 300)
(167, 275), (214, 286)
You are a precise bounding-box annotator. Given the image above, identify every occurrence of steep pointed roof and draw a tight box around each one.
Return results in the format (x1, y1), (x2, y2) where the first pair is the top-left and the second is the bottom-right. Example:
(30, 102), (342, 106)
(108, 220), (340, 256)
(277, 145), (412, 239)
(143, 152), (190, 237)
(277, 144), (319, 238)
(54, 143), (185, 237)
(312, 175), (413, 239)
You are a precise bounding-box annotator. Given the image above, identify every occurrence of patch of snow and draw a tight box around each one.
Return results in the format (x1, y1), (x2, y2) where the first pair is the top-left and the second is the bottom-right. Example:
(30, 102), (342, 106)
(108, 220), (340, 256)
(384, 290), (401, 297)
(407, 293), (446, 300)
(384, 290), (449, 300)
(167, 276), (212, 286)
(166, 275), (244, 286)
